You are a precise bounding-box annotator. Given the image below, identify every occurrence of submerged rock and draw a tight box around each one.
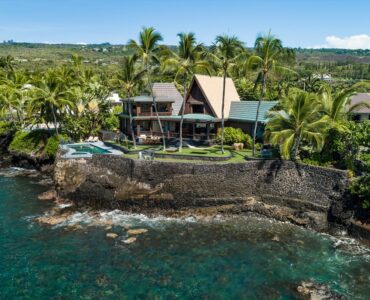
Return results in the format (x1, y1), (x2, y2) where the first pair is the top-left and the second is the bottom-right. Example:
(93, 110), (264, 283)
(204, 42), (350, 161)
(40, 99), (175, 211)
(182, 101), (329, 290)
(38, 190), (57, 201)
(296, 281), (346, 299)
(106, 233), (118, 239)
(127, 228), (148, 235)
(122, 237), (136, 244)
(36, 215), (67, 225)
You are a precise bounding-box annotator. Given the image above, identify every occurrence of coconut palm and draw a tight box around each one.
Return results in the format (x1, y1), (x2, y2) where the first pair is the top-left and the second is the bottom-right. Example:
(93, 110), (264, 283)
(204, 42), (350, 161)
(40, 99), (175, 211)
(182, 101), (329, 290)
(266, 92), (327, 161)
(0, 55), (15, 73)
(162, 32), (210, 151)
(248, 31), (294, 156)
(31, 71), (74, 135)
(0, 85), (21, 127)
(318, 86), (369, 128)
(115, 54), (146, 148)
(128, 27), (166, 149)
(205, 35), (244, 153)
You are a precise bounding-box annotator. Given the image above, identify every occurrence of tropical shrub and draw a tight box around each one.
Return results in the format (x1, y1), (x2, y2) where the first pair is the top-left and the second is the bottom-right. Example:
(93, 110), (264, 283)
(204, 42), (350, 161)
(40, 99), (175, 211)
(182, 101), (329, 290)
(9, 129), (65, 158)
(216, 127), (252, 147)
(319, 121), (370, 170)
(0, 121), (14, 136)
(350, 174), (370, 209)
(9, 130), (49, 154)
(44, 134), (68, 158)
(102, 106), (121, 131)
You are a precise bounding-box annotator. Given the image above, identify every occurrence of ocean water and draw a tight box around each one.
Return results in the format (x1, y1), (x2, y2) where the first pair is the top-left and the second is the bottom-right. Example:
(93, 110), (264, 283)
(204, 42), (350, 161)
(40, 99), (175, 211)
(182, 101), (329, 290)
(0, 169), (370, 299)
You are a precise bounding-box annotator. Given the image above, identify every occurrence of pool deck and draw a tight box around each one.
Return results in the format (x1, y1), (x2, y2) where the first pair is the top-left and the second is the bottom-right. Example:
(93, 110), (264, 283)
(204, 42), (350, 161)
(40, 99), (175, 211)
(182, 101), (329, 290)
(60, 141), (123, 159)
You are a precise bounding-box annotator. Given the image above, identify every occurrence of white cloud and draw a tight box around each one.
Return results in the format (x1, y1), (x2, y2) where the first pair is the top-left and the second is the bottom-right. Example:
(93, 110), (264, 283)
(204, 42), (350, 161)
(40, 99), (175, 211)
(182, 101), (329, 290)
(312, 34), (370, 49)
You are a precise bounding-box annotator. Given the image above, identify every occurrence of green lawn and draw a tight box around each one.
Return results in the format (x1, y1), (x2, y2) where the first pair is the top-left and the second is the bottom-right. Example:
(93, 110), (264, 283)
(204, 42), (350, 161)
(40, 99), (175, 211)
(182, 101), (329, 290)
(121, 144), (255, 163)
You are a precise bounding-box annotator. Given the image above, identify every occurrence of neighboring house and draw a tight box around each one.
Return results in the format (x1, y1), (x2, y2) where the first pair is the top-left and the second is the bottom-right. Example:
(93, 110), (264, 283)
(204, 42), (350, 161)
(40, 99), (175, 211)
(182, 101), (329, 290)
(118, 75), (277, 142)
(106, 92), (122, 107)
(348, 93), (370, 121)
(313, 73), (333, 83)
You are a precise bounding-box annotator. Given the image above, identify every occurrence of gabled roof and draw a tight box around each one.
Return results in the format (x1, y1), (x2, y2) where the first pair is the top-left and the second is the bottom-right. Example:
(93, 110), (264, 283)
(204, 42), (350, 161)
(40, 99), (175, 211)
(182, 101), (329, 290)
(348, 93), (370, 114)
(191, 74), (240, 118)
(152, 83), (183, 114)
(122, 83), (183, 111)
(228, 101), (278, 123)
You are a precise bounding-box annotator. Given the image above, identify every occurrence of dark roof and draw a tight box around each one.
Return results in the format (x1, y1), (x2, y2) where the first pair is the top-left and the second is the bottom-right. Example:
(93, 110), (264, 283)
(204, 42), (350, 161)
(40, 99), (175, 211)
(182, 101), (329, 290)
(121, 83), (183, 114)
(228, 101), (278, 123)
(152, 83), (183, 114)
(348, 93), (370, 114)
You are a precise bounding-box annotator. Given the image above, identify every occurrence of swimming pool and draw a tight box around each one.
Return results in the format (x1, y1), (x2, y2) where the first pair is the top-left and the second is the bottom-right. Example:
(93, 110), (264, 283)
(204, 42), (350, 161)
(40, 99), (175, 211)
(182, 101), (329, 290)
(68, 144), (111, 154)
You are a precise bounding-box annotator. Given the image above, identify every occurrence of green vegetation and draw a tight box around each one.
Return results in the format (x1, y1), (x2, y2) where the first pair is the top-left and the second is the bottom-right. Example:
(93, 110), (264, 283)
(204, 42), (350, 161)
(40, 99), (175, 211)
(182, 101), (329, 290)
(350, 174), (370, 209)
(8, 130), (66, 158)
(0, 29), (369, 215)
(216, 127), (252, 147)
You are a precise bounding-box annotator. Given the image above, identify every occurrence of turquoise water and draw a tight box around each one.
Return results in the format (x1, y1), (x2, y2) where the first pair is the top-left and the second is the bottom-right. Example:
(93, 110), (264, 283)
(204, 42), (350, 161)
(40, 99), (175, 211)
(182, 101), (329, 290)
(68, 144), (110, 154)
(0, 170), (370, 299)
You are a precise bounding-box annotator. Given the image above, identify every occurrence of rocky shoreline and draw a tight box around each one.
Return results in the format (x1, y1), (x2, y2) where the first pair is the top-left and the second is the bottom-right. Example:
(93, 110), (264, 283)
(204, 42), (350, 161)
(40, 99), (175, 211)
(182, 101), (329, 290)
(0, 141), (369, 242)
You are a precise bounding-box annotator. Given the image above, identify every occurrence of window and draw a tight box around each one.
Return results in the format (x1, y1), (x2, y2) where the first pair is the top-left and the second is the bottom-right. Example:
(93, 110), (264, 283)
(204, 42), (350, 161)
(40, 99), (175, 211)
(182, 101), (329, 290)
(157, 103), (169, 112)
(192, 105), (204, 114)
(141, 103), (151, 113)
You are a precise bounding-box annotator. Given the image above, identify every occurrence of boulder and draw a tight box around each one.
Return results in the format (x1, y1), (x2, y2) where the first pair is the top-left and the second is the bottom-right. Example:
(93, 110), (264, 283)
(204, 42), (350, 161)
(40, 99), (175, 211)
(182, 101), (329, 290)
(127, 228), (148, 235)
(106, 232), (118, 239)
(36, 215), (67, 225)
(38, 190), (57, 201)
(122, 237), (137, 244)
(232, 143), (244, 151)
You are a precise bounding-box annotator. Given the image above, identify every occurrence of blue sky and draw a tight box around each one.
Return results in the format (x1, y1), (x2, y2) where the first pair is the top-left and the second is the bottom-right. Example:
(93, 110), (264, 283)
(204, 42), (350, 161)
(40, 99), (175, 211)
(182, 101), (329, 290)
(1, 0), (370, 48)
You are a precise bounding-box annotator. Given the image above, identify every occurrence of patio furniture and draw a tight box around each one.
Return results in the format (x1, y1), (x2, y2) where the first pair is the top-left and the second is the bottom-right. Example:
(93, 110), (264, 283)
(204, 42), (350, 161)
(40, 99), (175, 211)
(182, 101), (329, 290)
(138, 150), (155, 160)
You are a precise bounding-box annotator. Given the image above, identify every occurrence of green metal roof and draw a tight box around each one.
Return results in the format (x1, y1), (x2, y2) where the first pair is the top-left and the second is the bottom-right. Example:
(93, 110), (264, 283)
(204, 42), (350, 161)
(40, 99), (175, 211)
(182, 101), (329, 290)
(118, 113), (217, 122)
(228, 101), (278, 123)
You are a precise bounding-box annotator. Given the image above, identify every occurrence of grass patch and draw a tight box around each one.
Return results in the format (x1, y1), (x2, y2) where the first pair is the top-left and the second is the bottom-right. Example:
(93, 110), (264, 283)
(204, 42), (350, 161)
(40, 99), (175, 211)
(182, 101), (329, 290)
(122, 144), (255, 163)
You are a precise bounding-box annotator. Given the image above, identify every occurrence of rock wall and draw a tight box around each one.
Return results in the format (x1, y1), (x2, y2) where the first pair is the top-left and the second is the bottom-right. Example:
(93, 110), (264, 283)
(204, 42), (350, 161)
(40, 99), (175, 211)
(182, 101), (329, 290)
(54, 155), (349, 214)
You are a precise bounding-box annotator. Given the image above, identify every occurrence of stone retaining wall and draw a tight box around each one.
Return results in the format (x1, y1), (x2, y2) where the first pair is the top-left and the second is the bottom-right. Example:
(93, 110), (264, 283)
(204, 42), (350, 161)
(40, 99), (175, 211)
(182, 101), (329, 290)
(55, 155), (349, 214)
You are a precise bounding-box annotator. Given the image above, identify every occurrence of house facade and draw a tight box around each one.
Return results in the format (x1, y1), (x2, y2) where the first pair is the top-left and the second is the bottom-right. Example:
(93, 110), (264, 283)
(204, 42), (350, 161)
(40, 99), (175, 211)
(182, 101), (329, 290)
(348, 93), (370, 121)
(119, 75), (277, 143)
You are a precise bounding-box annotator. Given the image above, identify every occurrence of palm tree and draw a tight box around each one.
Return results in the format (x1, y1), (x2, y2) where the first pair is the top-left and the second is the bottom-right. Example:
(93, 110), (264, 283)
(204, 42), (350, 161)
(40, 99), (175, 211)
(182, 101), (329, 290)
(318, 86), (369, 128)
(162, 32), (209, 151)
(0, 85), (21, 127)
(0, 55), (15, 73)
(31, 71), (74, 135)
(248, 31), (294, 156)
(266, 92), (327, 161)
(206, 35), (244, 153)
(116, 54), (146, 149)
(128, 27), (166, 149)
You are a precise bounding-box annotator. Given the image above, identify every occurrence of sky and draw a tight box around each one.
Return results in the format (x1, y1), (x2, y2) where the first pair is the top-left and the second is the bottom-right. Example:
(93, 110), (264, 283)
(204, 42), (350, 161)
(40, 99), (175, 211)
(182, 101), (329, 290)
(1, 0), (370, 49)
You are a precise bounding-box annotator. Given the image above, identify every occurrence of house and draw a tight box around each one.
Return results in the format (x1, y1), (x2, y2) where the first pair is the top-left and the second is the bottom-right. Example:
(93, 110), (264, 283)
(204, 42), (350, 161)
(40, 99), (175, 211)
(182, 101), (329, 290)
(118, 75), (277, 142)
(226, 101), (278, 140)
(348, 93), (370, 121)
(106, 92), (123, 107)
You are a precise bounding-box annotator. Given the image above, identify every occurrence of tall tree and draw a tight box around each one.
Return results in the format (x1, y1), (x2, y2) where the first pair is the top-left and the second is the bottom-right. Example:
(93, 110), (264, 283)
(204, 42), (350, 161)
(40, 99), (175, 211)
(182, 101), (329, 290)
(129, 27), (166, 149)
(248, 31), (294, 156)
(31, 71), (74, 135)
(162, 32), (209, 151)
(266, 92), (327, 161)
(206, 35), (244, 153)
(116, 54), (145, 149)
(0, 85), (21, 127)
